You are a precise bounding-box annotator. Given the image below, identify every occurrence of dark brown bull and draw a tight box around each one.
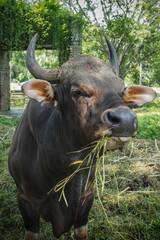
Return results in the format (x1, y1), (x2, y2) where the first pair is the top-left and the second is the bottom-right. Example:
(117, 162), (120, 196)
(8, 34), (156, 240)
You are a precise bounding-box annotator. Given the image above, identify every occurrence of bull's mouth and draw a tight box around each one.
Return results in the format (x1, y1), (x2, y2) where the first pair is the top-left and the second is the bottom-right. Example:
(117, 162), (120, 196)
(113, 136), (132, 143)
(94, 126), (136, 150)
(103, 136), (132, 150)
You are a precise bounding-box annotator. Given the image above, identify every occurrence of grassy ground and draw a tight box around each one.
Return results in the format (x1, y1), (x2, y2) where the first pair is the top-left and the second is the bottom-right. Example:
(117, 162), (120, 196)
(0, 99), (160, 240)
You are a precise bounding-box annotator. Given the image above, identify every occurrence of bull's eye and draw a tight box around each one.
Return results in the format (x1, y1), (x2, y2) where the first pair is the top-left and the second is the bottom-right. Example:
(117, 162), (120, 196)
(118, 92), (124, 97)
(72, 90), (89, 99)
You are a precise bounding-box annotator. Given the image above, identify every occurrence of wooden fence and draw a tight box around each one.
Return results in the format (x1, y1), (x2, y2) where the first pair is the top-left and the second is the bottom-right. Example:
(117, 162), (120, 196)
(10, 92), (29, 107)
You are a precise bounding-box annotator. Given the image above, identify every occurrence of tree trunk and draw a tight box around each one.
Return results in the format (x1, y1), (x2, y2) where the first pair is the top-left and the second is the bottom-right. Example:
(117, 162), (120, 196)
(0, 50), (10, 111)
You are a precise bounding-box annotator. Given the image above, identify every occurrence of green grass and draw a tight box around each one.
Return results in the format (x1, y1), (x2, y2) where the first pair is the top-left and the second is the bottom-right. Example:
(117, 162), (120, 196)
(136, 114), (160, 139)
(0, 117), (22, 240)
(135, 98), (160, 139)
(0, 98), (160, 239)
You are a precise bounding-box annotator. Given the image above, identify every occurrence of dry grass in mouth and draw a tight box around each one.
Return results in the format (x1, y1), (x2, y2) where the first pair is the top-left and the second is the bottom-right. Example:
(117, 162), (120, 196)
(49, 135), (129, 206)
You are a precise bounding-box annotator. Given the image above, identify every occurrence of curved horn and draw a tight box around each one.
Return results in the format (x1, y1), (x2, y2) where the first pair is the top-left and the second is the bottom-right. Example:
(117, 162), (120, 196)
(26, 33), (59, 83)
(105, 36), (119, 75)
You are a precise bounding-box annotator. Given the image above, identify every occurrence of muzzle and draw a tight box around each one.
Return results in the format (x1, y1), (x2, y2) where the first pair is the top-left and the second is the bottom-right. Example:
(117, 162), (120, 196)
(101, 108), (138, 137)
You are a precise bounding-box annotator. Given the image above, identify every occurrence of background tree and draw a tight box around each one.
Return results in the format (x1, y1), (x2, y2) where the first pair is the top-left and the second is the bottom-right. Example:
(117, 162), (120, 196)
(63, 0), (160, 86)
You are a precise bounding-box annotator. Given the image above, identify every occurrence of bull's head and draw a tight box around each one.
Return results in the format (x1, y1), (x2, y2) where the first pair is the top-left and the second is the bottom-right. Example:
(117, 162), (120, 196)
(23, 34), (156, 146)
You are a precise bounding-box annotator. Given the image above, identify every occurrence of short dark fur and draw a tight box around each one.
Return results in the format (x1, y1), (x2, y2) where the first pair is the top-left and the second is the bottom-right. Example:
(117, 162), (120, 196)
(8, 36), (156, 240)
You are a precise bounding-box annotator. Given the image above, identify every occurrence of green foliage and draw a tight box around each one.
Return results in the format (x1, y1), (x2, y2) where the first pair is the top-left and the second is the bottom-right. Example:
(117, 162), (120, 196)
(143, 53), (160, 86)
(82, 24), (108, 61)
(10, 50), (59, 82)
(0, 0), (30, 50)
(67, 0), (160, 86)
(135, 98), (160, 139)
(0, 0), (83, 65)
(137, 114), (160, 139)
(0, 0), (65, 50)
(0, 116), (19, 126)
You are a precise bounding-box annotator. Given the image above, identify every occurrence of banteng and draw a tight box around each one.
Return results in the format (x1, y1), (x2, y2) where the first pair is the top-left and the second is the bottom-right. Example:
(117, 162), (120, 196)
(8, 34), (156, 240)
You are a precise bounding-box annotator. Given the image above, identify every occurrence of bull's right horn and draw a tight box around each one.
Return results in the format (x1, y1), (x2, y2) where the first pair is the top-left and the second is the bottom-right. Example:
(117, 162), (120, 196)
(26, 33), (59, 83)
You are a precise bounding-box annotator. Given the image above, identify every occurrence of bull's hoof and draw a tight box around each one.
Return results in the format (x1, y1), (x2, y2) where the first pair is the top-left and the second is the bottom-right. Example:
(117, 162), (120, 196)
(74, 225), (88, 240)
(25, 231), (40, 240)
(76, 236), (87, 240)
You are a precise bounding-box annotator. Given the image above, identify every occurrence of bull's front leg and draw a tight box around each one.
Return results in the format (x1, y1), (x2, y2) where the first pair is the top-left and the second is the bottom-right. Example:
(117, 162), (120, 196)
(17, 194), (40, 240)
(74, 189), (94, 240)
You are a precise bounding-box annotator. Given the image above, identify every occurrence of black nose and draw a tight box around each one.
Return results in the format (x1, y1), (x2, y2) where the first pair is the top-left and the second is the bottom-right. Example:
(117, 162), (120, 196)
(102, 108), (138, 136)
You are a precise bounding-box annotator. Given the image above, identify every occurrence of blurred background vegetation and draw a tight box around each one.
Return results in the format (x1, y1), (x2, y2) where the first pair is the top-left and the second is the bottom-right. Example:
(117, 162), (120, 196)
(0, 0), (160, 86)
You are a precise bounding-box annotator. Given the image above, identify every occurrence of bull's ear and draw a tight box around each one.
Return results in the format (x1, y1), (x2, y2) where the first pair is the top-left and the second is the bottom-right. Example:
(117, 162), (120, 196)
(122, 85), (157, 108)
(22, 79), (54, 102)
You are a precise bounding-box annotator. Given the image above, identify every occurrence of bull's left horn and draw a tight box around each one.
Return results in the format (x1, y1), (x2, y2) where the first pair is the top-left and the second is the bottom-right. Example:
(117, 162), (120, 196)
(26, 33), (59, 83)
(105, 36), (119, 75)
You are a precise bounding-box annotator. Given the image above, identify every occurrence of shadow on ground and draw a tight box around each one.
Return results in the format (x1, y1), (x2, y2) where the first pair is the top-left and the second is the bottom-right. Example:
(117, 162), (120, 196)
(0, 108), (24, 118)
